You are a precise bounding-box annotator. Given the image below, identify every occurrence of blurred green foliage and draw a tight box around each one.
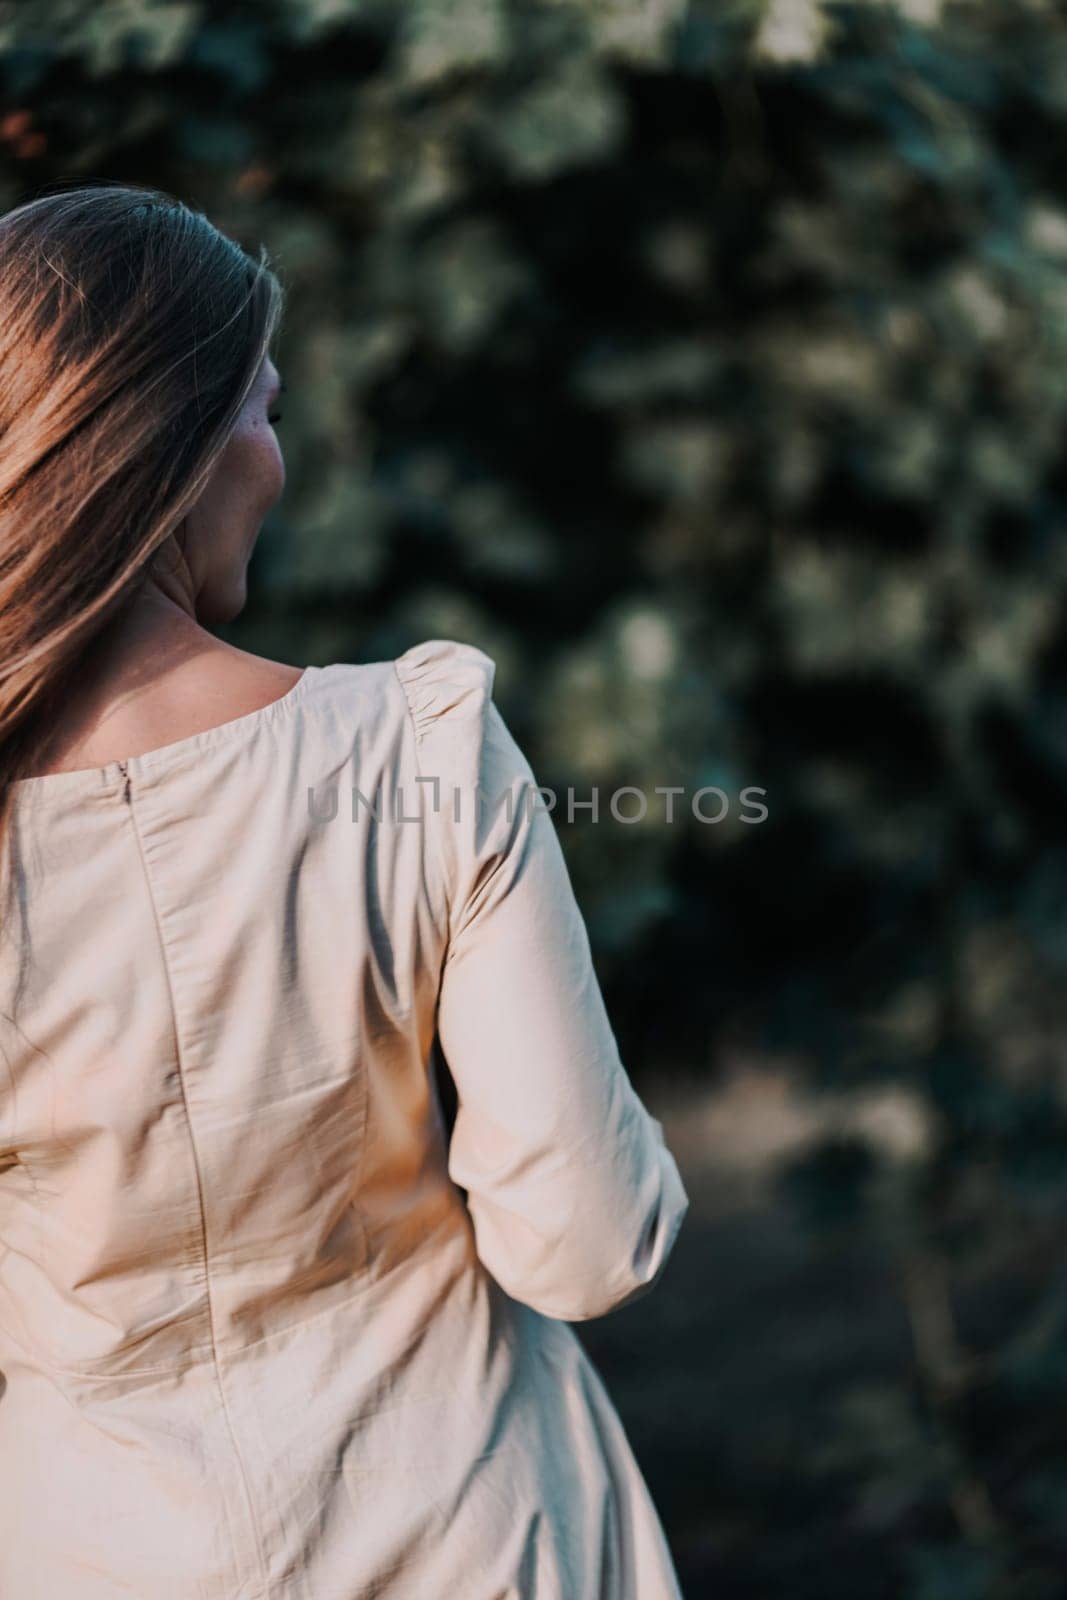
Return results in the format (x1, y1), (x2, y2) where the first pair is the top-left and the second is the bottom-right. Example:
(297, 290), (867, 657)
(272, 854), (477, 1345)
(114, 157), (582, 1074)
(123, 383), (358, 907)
(4, 0), (1067, 1594)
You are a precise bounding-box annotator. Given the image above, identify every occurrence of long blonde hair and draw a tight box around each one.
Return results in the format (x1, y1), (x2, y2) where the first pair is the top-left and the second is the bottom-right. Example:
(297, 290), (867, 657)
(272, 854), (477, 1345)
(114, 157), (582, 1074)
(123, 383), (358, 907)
(0, 180), (283, 917)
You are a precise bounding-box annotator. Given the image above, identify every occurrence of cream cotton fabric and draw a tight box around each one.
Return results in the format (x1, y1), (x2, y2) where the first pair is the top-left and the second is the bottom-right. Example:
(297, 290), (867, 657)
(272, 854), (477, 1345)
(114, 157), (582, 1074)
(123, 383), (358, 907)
(0, 636), (690, 1600)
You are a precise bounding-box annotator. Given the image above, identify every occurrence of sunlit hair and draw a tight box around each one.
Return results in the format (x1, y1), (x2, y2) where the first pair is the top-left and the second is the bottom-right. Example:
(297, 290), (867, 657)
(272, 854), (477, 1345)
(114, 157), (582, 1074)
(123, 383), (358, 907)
(0, 180), (283, 940)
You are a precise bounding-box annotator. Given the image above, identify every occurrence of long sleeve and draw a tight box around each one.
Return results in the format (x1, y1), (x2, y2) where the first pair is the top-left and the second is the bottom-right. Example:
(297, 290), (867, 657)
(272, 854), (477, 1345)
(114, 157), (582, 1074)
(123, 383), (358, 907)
(394, 638), (689, 1322)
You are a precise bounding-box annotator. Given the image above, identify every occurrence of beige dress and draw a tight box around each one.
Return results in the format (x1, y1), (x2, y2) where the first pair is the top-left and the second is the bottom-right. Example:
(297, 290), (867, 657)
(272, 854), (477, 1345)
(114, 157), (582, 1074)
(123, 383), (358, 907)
(0, 636), (689, 1600)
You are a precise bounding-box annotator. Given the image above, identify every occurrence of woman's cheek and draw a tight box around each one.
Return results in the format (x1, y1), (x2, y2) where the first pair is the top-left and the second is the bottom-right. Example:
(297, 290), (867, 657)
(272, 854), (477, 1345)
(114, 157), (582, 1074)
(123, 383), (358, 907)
(267, 432), (285, 500)
(253, 424), (285, 507)
(231, 420), (285, 511)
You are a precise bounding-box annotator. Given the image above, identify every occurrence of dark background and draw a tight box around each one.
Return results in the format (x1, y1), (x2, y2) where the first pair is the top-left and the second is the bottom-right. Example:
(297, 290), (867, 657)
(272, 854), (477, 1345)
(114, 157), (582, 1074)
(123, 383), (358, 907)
(4, 1), (1067, 1594)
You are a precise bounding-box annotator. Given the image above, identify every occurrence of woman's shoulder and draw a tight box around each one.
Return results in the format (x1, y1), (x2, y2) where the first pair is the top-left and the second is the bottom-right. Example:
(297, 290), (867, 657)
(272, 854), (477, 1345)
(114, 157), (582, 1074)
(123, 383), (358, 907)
(37, 634), (502, 777)
(391, 637), (498, 746)
(390, 637), (541, 832)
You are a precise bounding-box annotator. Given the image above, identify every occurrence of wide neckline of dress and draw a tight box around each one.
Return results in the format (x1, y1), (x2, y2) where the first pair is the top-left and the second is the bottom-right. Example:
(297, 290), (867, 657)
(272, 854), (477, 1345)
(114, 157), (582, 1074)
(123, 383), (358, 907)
(12, 663), (329, 805)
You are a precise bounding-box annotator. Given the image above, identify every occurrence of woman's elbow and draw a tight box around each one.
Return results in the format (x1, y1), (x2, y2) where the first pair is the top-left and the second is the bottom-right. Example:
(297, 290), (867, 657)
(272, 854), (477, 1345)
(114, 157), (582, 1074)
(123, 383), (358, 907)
(474, 1167), (691, 1323)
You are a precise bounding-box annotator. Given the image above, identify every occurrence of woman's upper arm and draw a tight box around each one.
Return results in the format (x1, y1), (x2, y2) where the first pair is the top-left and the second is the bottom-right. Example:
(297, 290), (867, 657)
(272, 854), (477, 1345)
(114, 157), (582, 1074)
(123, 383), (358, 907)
(394, 638), (689, 1322)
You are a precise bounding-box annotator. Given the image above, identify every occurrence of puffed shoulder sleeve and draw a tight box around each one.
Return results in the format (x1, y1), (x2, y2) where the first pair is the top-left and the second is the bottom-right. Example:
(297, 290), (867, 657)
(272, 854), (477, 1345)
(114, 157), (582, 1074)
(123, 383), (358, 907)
(393, 637), (690, 1322)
